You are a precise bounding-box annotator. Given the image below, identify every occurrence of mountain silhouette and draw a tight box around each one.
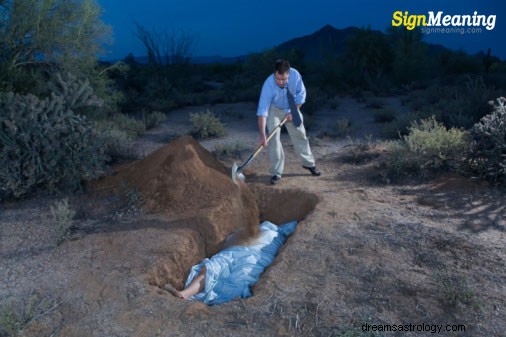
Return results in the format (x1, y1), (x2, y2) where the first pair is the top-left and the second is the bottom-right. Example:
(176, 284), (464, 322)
(275, 25), (361, 61)
(274, 24), (455, 61)
(117, 24), (493, 65)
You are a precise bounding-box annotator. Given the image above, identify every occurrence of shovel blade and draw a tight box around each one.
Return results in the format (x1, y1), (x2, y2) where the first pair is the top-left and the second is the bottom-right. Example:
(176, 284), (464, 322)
(231, 162), (245, 184)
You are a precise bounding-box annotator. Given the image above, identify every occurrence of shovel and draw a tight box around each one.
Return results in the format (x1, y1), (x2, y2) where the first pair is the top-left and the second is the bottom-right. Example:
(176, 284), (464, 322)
(232, 116), (288, 183)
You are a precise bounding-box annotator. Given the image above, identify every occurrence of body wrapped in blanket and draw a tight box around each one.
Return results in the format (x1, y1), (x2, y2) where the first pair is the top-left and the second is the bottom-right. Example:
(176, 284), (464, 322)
(165, 221), (297, 305)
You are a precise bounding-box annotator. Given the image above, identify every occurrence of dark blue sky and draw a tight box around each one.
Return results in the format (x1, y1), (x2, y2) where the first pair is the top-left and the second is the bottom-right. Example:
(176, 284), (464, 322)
(98, 0), (505, 60)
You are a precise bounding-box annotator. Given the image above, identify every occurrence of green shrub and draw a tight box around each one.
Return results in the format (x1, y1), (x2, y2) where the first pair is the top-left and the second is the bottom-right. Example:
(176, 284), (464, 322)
(82, 112), (143, 160)
(189, 110), (227, 139)
(384, 140), (422, 180)
(404, 116), (468, 171)
(146, 96), (178, 112)
(0, 91), (107, 199)
(468, 97), (506, 185)
(50, 198), (75, 245)
(384, 116), (468, 180)
(437, 270), (476, 307)
(143, 110), (167, 130)
(95, 126), (137, 161)
(110, 113), (146, 138)
(212, 141), (248, 160)
(0, 293), (59, 337)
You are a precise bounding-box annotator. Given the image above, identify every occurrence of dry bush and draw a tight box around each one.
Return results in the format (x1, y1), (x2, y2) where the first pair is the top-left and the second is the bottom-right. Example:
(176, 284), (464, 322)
(189, 110), (227, 139)
(385, 116), (469, 180)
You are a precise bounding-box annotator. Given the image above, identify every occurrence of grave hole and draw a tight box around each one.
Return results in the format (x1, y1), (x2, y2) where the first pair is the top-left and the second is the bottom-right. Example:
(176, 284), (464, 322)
(147, 187), (319, 290)
(91, 136), (319, 293)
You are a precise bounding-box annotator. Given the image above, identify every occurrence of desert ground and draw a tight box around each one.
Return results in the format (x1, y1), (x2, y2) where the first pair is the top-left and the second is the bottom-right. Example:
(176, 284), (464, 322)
(1, 97), (505, 337)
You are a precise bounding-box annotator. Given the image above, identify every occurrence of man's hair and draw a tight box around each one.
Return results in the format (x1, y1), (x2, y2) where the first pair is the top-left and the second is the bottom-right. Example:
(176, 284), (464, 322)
(274, 59), (290, 74)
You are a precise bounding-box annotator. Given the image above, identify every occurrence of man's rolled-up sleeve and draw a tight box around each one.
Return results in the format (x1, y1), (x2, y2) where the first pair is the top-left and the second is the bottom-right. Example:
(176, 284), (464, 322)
(257, 80), (272, 117)
(294, 71), (306, 105)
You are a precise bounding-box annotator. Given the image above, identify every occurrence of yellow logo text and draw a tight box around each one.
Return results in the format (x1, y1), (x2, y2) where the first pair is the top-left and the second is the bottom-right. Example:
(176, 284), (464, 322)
(392, 11), (427, 30)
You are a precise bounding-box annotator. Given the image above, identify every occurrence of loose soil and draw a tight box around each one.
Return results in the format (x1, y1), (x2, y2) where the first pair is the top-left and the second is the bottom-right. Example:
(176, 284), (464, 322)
(1, 97), (505, 337)
(90, 135), (263, 290)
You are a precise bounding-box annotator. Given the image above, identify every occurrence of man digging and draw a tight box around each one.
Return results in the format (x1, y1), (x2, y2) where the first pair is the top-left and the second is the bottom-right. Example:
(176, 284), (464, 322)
(257, 59), (321, 185)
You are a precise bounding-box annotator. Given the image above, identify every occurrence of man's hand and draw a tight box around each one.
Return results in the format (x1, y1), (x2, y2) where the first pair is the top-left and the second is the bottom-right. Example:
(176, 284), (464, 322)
(285, 113), (293, 122)
(259, 133), (267, 147)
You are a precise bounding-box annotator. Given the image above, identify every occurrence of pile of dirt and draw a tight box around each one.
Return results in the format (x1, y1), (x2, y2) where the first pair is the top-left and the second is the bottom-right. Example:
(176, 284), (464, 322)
(91, 136), (260, 287)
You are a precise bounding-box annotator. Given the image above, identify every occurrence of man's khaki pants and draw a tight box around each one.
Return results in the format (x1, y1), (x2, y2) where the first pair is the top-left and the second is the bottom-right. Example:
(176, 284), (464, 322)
(267, 106), (315, 177)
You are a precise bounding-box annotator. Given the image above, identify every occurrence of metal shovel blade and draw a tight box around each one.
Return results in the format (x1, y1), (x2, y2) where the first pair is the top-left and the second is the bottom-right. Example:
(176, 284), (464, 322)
(231, 162), (245, 184)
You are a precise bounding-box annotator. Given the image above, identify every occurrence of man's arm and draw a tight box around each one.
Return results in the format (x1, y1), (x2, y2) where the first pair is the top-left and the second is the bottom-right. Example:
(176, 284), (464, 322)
(257, 77), (273, 146)
(293, 69), (306, 106)
(258, 116), (267, 146)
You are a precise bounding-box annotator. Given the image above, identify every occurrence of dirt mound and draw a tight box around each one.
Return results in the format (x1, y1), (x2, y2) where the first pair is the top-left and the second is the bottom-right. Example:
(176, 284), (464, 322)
(91, 136), (260, 287)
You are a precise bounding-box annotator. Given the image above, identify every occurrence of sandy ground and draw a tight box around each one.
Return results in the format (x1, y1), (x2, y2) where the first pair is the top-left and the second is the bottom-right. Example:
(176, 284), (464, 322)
(1, 97), (505, 337)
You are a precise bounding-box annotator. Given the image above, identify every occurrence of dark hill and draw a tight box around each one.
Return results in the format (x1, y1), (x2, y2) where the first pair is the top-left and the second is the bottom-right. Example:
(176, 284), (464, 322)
(275, 24), (469, 62)
(275, 25), (360, 61)
(108, 24), (494, 65)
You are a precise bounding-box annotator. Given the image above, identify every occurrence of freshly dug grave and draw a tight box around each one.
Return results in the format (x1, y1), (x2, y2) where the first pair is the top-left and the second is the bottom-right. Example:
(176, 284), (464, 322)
(91, 136), (260, 288)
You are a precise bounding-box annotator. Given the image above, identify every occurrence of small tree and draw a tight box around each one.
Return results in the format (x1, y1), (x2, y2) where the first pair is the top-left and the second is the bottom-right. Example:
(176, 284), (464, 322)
(0, 0), (111, 91)
(340, 27), (393, 89)
(135, 24), (198, 66)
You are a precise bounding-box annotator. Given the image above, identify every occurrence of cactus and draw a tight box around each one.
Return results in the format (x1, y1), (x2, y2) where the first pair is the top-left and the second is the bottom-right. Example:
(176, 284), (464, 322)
(469, 97), (506, 185)
(0, 83), (107, 199)
(48, 72), (103, 111)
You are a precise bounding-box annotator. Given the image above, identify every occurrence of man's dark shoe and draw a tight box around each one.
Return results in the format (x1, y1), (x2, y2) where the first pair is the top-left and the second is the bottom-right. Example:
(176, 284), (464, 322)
(270, 175), (281, 185)
(303, 165), (321, 176)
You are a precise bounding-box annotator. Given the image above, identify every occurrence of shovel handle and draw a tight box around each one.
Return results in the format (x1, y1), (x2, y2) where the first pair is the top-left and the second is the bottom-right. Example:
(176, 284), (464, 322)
(256, 116), (288, 153)
(237, 117), (288, 172)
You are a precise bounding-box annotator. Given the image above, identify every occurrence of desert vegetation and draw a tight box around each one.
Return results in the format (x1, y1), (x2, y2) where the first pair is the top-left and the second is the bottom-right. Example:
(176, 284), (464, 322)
(1, 1), (506, 336)
(2, 11), (505, 199)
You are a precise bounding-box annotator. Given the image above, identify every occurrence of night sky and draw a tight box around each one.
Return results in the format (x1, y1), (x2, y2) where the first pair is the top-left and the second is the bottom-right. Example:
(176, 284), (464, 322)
(98, 0), (505, 61)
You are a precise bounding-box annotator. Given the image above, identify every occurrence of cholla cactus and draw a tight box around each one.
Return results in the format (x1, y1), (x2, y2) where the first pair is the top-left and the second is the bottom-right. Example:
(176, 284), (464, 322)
(49, 72), (104, 111)
(0, 86), (107, 199)
(469, 97), (506, 184)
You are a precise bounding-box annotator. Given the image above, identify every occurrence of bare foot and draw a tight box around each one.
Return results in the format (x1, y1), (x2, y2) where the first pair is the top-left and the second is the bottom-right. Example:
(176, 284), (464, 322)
(163, 283), (185, 299)
(163, 267), (206, 300)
